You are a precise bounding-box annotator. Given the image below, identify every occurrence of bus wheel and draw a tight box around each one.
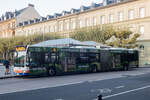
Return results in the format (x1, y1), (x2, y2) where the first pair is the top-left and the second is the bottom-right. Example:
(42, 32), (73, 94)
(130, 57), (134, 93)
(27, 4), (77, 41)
(124, 66), (128, 71)
(91, 65), (98, 73)
(47, 68), (56, 76)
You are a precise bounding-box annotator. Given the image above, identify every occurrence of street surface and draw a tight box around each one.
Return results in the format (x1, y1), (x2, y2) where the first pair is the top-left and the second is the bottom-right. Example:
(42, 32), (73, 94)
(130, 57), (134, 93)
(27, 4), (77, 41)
(0, 67), (150, 100)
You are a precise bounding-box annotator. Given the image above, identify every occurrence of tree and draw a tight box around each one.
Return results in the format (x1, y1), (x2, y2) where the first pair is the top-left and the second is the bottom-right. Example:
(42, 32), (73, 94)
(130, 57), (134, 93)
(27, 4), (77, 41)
(106, 28), (140, 48)
(0, 32), (61, 60)
(71, 25), (140, 48)
(71, 25), (115, 44)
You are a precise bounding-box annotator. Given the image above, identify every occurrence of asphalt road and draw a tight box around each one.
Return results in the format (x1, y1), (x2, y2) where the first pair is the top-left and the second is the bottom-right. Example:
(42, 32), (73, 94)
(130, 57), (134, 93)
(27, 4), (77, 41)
(0, 68), (150, 100)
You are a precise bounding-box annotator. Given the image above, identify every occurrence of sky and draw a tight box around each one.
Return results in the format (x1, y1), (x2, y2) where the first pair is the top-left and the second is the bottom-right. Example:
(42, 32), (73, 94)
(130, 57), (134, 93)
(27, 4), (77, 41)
(0, 0), (103, 17)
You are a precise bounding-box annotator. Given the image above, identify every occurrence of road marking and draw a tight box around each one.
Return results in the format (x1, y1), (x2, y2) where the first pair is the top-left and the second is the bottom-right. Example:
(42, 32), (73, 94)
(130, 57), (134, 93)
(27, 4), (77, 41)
(115, 85), (125, 89)
(93, 85), (150, 100)
(102, 85), (150, 99)
(90, 88), (112, 94)
(54, 81), (83, 87)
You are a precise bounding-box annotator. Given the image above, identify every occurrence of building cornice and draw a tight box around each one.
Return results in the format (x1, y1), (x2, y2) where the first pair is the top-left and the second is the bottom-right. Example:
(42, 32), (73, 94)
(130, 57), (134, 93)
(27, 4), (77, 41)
(17, 15), (150, 30)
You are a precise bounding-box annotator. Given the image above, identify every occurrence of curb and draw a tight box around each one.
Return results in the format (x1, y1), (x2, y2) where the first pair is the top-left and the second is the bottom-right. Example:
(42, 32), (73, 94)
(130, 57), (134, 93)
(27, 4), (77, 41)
(139, 66), (150, 68)
(0, 75), (16, 79)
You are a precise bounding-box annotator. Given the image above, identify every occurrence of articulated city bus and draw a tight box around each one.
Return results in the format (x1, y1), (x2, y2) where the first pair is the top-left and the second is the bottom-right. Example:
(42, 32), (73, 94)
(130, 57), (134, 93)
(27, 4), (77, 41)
(13, 45), (139, 76)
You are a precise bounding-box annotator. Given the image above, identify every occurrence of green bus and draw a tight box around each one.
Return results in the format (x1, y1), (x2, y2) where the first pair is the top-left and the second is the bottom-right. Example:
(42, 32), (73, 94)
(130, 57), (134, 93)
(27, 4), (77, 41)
(13, 46), (139, 76)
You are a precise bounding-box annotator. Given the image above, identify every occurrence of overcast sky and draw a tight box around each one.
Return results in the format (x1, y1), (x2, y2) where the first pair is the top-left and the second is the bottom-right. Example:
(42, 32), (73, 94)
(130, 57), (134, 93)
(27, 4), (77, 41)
(0, 0), (103, 17)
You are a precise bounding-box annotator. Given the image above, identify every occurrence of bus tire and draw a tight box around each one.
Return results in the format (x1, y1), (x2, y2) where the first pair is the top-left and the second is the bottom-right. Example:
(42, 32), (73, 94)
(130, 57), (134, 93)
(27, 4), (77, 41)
(123, 66), (128, 71)
(91, 65), (98, 73)
(47, 68), (56, 76)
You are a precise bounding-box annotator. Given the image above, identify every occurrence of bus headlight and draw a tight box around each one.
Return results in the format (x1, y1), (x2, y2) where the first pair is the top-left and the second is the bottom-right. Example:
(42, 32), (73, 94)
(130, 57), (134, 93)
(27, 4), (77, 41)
(23, 70), (30, 73)
(23, 67), (30, 73)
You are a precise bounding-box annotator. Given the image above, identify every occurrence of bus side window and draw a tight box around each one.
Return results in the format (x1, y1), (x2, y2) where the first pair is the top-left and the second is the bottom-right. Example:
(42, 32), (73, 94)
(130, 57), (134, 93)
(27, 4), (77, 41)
(88, 53), (98, 62)
(51, 53), (57, 63)
(45, 53), (50, 63)
(67, 53), (76, 65)
(78, 53), (88, 63)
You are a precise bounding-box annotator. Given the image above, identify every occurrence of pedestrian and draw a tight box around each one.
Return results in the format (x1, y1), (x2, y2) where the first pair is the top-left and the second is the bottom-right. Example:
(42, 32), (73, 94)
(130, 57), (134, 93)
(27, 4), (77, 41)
(98, 94), (102, 100)
(3, 60), (10, 75)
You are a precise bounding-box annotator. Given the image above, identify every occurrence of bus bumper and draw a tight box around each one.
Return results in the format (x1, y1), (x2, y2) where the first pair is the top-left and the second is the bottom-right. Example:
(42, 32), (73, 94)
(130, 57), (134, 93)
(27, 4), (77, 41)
(14, 67), (30, 76)
(14, 72), (30, 76)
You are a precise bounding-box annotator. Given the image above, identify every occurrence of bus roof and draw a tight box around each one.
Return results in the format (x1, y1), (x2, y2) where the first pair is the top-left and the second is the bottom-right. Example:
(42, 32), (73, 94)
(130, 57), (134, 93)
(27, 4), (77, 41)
(30, 38), (109, 48)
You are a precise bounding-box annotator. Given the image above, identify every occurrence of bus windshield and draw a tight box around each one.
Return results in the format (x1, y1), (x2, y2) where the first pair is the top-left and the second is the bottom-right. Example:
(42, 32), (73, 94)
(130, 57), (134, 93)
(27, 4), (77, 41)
(14, 51), (26, 67)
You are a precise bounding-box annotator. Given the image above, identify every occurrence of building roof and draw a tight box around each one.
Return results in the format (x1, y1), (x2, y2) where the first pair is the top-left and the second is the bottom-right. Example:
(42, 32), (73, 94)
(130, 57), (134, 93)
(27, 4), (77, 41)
(0, 7), (27, 22)
(17, 0), (135, 28)
(0, 4), (40, 24)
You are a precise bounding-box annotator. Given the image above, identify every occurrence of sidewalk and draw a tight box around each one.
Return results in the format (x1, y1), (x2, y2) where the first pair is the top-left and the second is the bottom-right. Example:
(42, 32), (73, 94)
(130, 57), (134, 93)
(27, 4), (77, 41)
(0, 65), (15, 79)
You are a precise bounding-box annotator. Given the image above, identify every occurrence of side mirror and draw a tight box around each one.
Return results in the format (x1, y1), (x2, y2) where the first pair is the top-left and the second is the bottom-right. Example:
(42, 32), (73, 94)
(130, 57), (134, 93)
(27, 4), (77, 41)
(14, 51), (18, 58)
(26, 62), (30, 66)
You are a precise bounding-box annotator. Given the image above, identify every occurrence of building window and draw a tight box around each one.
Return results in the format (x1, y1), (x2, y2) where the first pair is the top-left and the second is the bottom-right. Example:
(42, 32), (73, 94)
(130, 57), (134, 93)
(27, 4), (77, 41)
(59, 24), (63, 32)
(31, 29), (33, 34)
(72, 22), (76, 29)
(39, 28), (42, 33)
(119, 12), (123, 21)
(139, 26), (144, 34)
(50, 26), (52, 32)
(129, 10), (134, 20)
(2, 33), (4, 38)
(8, 23), (10, 28)
(0, 26), (2, 31)
(101, 16), (105, 24)
(139, 7), (145, 18)
(66, 22), (69, 30)
(54, 26), (57, 32)
(33, 29), (35, 34)
(12, 31), (15, 36)
(49, 26), (51, 32)
(12, 22), (16, 28)
(26, 31), (28, 36)
(93, 17), (97, 26)
(79, 20), (82, 28)
(85, 19), (89, 27)
(109, 14), (114, 23)
(28, 30), (31, 34)
(5, 32), (8, 37)
(52, 26), (55, 32)
(43, 27), (45, 33)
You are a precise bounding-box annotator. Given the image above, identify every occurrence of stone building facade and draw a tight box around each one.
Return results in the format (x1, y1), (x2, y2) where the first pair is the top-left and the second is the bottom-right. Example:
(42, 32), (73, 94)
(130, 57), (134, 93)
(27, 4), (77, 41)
(0, 18), (16, 38)
(0, 4), (41, 38)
